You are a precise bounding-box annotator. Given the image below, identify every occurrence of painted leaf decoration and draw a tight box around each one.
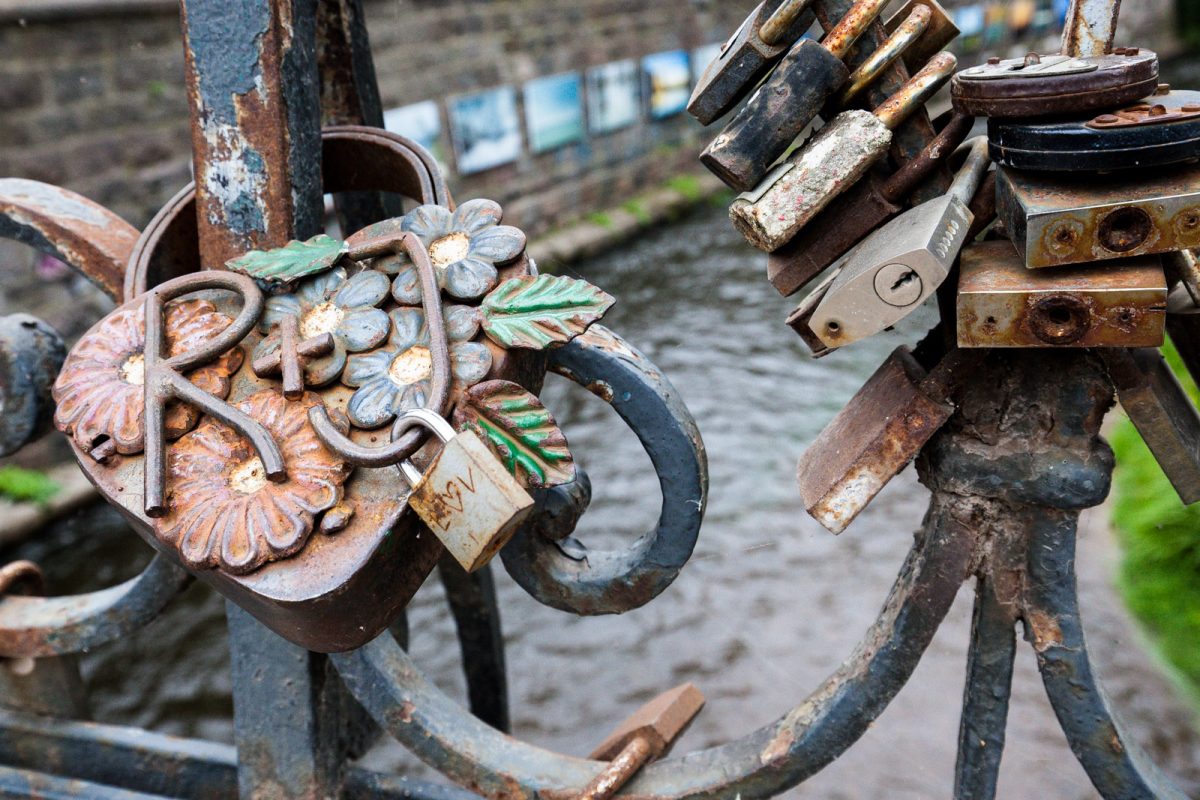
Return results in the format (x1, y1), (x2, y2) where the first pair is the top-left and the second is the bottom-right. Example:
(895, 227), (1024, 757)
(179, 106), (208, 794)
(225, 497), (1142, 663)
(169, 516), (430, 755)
(480, 274), (615, 350)
(225, 234), (347, 287)
(453, 380), (576, 489)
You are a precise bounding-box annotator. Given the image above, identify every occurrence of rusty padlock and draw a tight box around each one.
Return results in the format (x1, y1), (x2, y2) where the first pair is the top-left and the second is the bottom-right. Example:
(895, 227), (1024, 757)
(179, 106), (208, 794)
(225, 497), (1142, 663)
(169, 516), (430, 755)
(882, 0), (958, 74)
(996, 162), (1200, 270)
(577, 683), (705, 800)
(956, 240), (1167, 349)
(797, 344), (978, 533)
(767, 111), (974, 297)
(700, 0), (894, 192)
(729, 51), (957, 252)
(396, 408), (535, 573)
(687, 0), (818, 125)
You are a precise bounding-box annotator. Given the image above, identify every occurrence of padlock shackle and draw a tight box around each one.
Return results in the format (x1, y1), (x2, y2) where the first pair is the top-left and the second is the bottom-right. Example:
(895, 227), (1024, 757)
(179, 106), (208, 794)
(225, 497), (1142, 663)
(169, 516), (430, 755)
(873, 50), (957, 130)
(1061, 0), (1121, 58)
(393, 408), (457, 487)
(820, 0), (890, 60)
(760, 0), (817, 45)
(835, 3), (932, 107)
(947, 137), (992, 207)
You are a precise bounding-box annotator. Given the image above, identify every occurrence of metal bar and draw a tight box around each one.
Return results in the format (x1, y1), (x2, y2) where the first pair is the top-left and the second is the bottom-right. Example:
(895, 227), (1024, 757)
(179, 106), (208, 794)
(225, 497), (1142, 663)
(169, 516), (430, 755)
(226, 602), (343, 800)
(332, 492), (976, 798)
(437, 557), (510, 733)
(0, 178), (139, 300)
(315, 0), (402, 232)
(0, 709), (478, 800)
(953, 577), (1015, 800)
(179, 0), (324, 267)
(1061, 0), (1122, 58)
(0, 765), (173, 800)
(1023, 508), (1189, 800)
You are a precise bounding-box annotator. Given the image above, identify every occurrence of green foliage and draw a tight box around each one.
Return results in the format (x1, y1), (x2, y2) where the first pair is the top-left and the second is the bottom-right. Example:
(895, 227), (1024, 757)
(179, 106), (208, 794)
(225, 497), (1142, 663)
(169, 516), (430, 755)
(0, 466), (59, 506)
(621, 199), (651, 224)
(586, 211), (613, 228)
(1111, 338), (1200, 702)
(666, 174), (703, 203)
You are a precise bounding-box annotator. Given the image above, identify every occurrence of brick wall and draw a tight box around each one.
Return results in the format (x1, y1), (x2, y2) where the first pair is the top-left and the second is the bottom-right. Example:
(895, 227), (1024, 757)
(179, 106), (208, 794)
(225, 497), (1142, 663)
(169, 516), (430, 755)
(0, 0), (1183, 251)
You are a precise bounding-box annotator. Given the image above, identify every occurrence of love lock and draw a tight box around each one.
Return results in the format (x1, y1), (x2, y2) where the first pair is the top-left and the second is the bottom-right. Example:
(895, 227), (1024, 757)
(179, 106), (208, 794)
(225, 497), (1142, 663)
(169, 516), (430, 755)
(51, 188), (616, 652)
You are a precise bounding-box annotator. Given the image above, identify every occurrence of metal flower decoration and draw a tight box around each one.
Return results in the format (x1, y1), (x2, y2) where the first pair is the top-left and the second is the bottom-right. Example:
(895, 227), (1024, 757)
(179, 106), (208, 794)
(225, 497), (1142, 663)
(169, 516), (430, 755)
(381, 199), (527, 302)
(155, 390), (350, 575)
(52, 299), (243, 456)
(343, 304), (492, 429)
(253, 267), (390, 386)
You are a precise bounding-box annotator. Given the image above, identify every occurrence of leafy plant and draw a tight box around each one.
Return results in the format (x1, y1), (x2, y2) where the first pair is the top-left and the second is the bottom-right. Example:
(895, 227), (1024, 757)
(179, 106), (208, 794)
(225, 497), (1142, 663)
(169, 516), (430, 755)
(1110, 338), (1200, 704)
(0, 466), (59, 506)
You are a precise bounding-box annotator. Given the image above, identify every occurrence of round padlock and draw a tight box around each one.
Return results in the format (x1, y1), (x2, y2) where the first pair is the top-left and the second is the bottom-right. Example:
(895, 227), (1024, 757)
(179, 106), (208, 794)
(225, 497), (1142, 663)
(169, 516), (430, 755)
(988, 89), (1200, 171)
(951, 48), (1159, 118)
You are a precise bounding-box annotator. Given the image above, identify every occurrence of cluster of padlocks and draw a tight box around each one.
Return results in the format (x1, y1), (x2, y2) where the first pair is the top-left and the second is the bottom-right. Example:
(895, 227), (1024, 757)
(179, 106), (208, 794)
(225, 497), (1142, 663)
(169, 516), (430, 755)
(691, 0), (1200, 534)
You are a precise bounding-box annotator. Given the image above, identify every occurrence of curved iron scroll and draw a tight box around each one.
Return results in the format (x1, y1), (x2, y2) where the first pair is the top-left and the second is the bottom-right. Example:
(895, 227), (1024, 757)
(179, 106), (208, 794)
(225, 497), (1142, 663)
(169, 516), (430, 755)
(500, 325), (708, 616)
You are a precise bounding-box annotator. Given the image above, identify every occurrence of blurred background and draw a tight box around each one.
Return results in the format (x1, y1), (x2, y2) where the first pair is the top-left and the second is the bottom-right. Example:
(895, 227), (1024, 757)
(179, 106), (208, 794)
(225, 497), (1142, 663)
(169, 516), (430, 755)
(1, 2), (1199, 798)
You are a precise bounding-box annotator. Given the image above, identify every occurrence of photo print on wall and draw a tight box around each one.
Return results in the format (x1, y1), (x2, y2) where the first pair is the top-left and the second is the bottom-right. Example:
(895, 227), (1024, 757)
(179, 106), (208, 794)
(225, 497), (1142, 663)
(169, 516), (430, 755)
(447, 87), (523, 175)
(586, 59), (640, 135)
(524, 72), (586, 153)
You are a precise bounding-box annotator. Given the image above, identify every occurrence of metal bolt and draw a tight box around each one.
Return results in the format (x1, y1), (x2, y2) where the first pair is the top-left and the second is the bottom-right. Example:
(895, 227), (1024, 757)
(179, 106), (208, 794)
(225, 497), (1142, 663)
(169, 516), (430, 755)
(1114, 47), (1128, 55)
(1093, 114), (1120, 125)
(1156, 83), (1172, 95)
(1184, 104), (1200, 113)
(874, 263), (923, 307)
(987, 56), (1001, 65)
(1022, 52), (1041, 67)
(1150, 104), (1168, 117)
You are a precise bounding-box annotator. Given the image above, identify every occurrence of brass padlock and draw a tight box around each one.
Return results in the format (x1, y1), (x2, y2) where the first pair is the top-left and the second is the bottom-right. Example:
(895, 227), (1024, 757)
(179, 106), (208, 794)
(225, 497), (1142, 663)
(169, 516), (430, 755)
(397, 408), (534, 573)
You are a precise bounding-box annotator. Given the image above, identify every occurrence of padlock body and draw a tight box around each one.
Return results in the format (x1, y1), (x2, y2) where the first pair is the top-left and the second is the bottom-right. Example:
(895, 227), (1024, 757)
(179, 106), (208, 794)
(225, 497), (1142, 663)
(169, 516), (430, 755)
(701, 39), (847, 192)
(730, 110), (892, 252)
(768, 171), (902, 297)
(956, 240), (1166, 349)
(689, 0), (817, 125)
(408, 429), (535, 573)
(997, 164), (1200, 268)
(797, 346), (952, 533)
(811, 194), (970, 348)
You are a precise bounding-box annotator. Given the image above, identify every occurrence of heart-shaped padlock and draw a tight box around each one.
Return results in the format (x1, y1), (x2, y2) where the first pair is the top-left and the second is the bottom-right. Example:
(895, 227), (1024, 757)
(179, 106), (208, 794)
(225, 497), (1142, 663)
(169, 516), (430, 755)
(53, 194), (614, 652)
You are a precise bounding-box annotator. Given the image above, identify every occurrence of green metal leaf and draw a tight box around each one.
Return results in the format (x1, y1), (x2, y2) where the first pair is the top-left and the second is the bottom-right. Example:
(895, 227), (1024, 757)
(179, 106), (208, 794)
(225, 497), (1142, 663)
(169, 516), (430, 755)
(479, 274), (614, 350)
(453, 380), (575, 489)
(225, 234), (347, 287)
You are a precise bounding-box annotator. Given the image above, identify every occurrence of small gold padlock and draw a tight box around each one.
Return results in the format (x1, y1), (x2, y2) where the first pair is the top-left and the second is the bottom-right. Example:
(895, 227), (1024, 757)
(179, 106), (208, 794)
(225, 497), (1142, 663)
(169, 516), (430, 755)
(397, 408), (534, 572)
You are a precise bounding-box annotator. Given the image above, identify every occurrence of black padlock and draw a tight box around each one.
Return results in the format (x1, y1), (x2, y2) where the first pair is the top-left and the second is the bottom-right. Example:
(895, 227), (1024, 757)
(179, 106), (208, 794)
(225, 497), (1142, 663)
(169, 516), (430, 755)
(989, 88), (1200, 172)
(688, 0), (818, 125)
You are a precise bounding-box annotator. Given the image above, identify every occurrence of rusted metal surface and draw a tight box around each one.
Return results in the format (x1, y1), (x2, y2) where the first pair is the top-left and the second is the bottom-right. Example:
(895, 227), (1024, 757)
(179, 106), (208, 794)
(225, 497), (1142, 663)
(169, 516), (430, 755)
(180, 0), (324, 268)
(686, 0), (817, 125)
(797, 347), (954, 534)
(957, 241), (1166, 349)
(1102, 348), (1200, 504)
(124, 127), (453, 300)
(835, 4), (931, 107)
(251, 316), (335, 400)
(578, 684), (704, 800)
(0, 555), (190, 659)
(1062, 0), (1122, 58)
(332, 488), (977, 798)
(996, 164), (1200, 268)
(766, 111), (973, 298)
(437, 557), (510, 734)
(814, 0), (952, 205)
(883, 0), (958, 74)
(1088, 101), (1200, 129)
(951, 49), (1158, 119)
(730, 52), (955, 253)
(0, 179), (138, 301)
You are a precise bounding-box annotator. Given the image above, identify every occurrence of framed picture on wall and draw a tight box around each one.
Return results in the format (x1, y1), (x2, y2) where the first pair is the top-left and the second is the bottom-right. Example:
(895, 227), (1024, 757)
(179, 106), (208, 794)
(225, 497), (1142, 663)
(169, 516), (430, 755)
(447, 87), (524, 175)
(642, 50), (691, 120)
(586, 59), (640, 134)
(524, 72), (585, 153)
(382, 100), (447, 169)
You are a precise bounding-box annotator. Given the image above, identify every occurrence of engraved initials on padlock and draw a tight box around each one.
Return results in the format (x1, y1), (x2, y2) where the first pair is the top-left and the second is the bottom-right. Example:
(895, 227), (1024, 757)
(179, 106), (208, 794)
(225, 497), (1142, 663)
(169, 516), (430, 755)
(397, 408), (534, 573)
